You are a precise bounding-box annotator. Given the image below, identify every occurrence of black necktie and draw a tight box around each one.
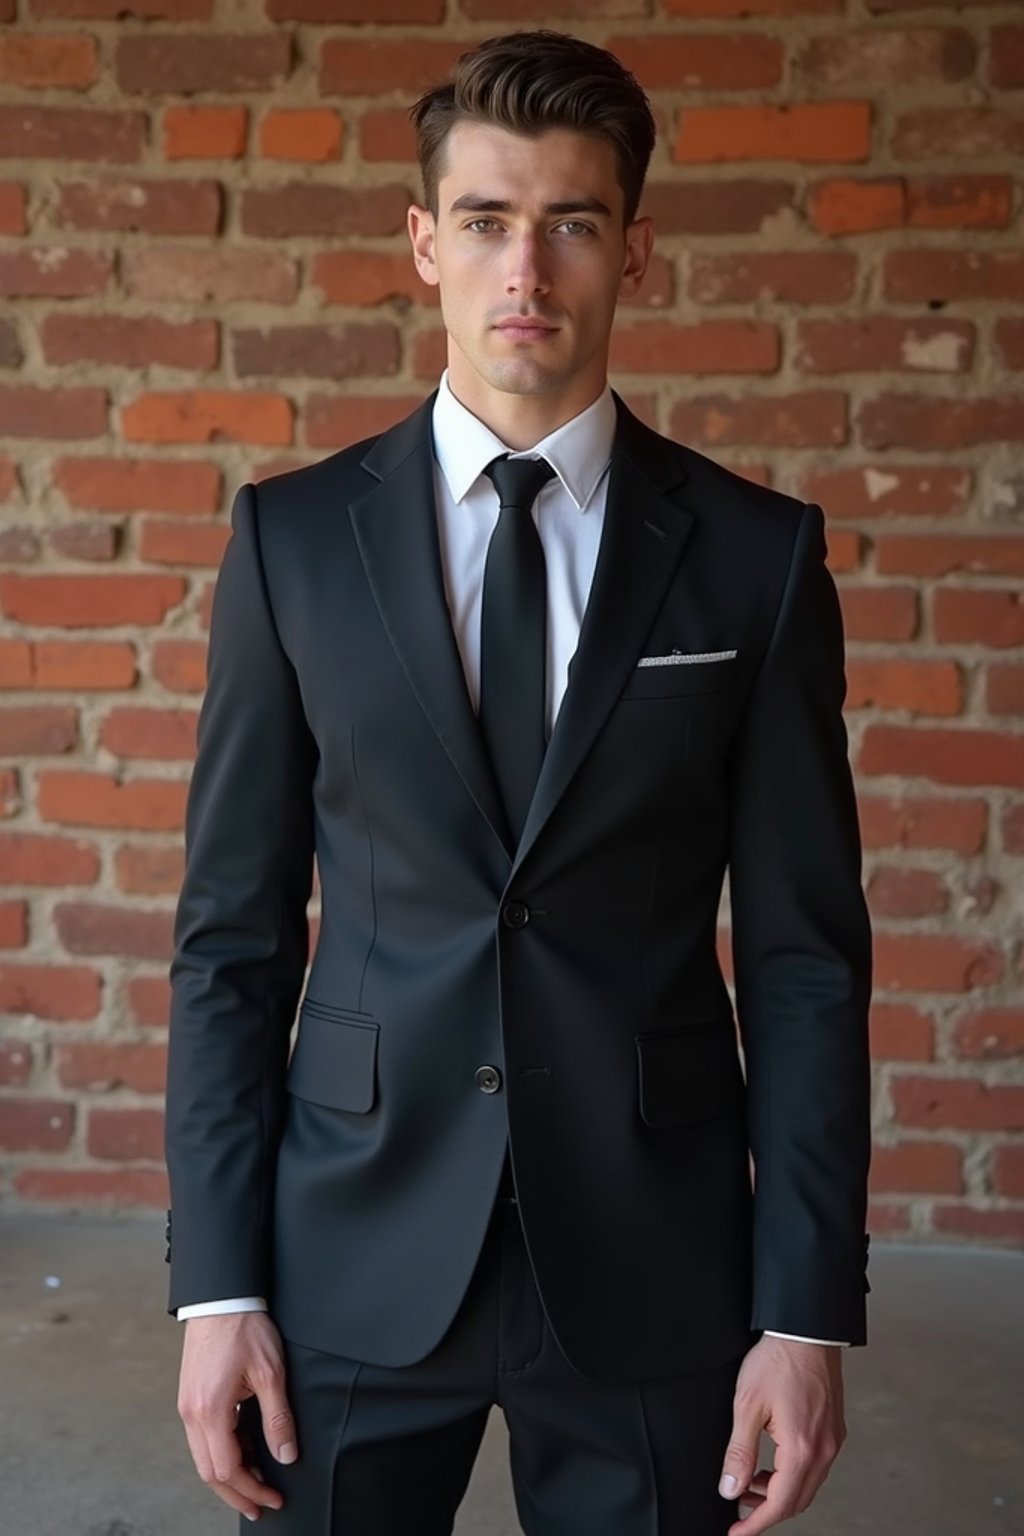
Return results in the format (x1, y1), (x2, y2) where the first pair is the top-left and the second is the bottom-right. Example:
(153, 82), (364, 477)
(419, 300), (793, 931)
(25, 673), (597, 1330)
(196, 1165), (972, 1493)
(479, 453), (558, 845)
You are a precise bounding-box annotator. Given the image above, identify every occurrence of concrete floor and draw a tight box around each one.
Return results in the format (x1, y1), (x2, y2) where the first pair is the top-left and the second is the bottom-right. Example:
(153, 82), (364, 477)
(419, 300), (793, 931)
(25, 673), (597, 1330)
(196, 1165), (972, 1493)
(0, 1213), (1020, 1536)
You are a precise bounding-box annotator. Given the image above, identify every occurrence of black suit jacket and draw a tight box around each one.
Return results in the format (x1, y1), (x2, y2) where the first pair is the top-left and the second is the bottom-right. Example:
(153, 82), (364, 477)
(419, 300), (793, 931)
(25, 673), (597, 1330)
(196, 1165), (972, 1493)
(164, 387), (872, 1382)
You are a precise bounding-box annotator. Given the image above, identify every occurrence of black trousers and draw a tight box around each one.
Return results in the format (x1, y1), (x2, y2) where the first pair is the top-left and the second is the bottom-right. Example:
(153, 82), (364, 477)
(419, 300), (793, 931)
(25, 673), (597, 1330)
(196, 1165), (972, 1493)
(239, 1189), (746, 1535)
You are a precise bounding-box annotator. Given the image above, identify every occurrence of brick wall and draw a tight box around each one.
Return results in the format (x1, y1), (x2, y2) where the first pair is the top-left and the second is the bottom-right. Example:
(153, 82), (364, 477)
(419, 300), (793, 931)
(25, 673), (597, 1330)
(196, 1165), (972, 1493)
(0, 0), (1022, 1245)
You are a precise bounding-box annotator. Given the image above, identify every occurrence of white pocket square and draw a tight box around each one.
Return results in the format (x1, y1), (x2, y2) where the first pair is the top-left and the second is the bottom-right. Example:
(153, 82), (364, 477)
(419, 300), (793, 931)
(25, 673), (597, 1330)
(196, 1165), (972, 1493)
(636, 649), (738, 668)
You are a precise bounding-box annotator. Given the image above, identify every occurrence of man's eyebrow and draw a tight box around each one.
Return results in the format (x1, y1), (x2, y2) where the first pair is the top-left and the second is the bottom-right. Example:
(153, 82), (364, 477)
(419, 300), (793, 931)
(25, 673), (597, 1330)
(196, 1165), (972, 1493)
(448, 194), (613, 219)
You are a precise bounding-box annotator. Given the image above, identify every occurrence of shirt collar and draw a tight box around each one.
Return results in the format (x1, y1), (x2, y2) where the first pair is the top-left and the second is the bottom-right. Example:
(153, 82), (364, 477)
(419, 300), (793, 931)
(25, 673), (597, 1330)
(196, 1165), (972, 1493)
(431, 366), (616, 513)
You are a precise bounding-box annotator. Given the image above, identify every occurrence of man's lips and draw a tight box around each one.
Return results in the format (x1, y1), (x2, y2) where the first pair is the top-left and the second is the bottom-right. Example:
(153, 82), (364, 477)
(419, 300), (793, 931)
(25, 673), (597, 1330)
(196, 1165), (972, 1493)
(494, 320), (559, 335)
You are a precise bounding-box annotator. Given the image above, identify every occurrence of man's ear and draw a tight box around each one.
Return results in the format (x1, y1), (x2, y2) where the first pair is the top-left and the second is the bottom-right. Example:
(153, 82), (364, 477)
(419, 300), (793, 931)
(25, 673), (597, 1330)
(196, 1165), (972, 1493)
(619, 215), (654, 301)
(407, 205), (440, 288)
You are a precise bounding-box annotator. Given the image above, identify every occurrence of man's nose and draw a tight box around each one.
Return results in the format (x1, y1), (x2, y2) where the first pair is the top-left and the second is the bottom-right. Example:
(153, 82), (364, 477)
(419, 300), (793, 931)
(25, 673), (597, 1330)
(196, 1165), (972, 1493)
(505, 233), (551, 294)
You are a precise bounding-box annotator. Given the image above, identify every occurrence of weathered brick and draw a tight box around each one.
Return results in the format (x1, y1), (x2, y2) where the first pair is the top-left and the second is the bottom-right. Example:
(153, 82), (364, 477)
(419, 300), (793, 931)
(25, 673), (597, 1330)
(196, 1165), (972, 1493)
(116, 32), (291, 94)
(609, 321), (778, 374)
(150, 639), (206, 692)
(808, 175), (1011, 236)
(54, 901), (174, 961)
(0, 527), (38, 561)
(0, 1040), (32, 1086)
(884, 250), (1024, 304)
(690, 252), (856, 305)
(870, 1140), (963, 1196)
(0, 832), (99, 887)
(802, 465), (970, 518)
(801, 25), (973, 89)
(0, 962), (102, 1020)
(138, 519), (229, 567)
(0, 573), (185, 627)
(607, 33), (782, 90)
(838, 586), (919, 642)
(990, 25), (1024, 89)
(28, 642), (137, 691)
(100, 706), (197, 760)
(114, 843), (184, 895)
(994, 319), (1024, 372)
(304, 393), (427, 450)
(869, 1002), (934, 1062)
(639, 179), (792, 236)
(121, 390), (293, 446)
(0, 769), (20, 819)
(32, 0), (212, 15)
(0, 385), (107, 439)
(162, 104), (247, 160)
(232, 323), (401, 380)
(53, 456), (221, 515)
(1001, 801), (1024, 855)
(55, 1040), (167, 1093)
(123, 246), (298, 304)
(866, 866), (949, 919)
(845, 660), (962, 716)
(37, 771), (187, 832)
(857, 795), (987, 855)
(934, 589), (1024, 649)
(0, 106), (145, 162)
(669, 392), (847, 448)
(859, 394), (1024, 451)
(796, 317), (972, 374)
(48, 522), (118, 562)
(892, 1075), (1024, 1132)
(674, 102), (871, 164)
(860, 725), (1024, 788)
(125, 974), (170, 1028)
(986, 664), (1024, 717)
(55, 178), (221, 235)
(930, 1205), (1024, 1245)
(357, 109), (417, 164)
(319, 37), (465, 95)
(892, 108), (1024, 163)
(0, 899), (28, 947)
(0, 706), (78, 755)
(0, 1098), (75, 1154)
(0, 182), (28, 234)
(271, 0), (443, 16)
(311, 251), (440, 308)
(951, 1008), (1024, 1061)
(872, 932), (1003, 992)
(14, 1166), (168, 1207)
(258, 109), (343, 162)
(241, 184), (410, 239)
(87, 1106), (164, 1161)
(990, 1145), (1024, 1200)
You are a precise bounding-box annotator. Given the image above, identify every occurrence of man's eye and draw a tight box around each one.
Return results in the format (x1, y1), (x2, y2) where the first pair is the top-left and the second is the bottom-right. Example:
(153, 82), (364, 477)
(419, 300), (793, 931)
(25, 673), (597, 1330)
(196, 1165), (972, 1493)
(465, 220), (593, 236)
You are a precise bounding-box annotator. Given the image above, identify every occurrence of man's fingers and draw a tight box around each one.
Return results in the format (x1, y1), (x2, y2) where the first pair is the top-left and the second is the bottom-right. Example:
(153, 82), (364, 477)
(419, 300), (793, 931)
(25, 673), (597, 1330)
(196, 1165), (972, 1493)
(206, 1415), (285, 1513)
(727, 1446), (818, 1536)
(254, 1379), (299, 1465)
(719, 1386), (763, 1500)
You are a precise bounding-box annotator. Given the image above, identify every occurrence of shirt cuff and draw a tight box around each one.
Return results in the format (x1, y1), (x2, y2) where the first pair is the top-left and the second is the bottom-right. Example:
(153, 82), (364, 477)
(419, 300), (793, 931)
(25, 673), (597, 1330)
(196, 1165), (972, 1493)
(176, 1296), (268, 1321)
(764, 1329), (850, 1347)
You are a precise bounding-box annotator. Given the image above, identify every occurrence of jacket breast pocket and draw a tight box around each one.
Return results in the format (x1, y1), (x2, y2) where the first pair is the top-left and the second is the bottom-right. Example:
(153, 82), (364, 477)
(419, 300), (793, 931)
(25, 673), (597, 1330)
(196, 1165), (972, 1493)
(635, 1017), (744, 1128)
(286, 1000), (379, 1114)
(621, 657), (741, 700)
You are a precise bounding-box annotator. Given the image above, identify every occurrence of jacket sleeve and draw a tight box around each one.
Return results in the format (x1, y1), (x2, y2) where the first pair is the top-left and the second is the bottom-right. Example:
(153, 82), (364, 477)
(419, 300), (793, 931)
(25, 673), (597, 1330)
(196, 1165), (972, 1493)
(726, 500), (873, 1345)
(164, 481), (316, 1314)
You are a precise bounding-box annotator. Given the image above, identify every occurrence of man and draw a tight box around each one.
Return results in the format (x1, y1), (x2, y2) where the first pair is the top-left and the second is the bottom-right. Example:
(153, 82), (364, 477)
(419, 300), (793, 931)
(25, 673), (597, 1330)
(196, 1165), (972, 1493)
(166, 29), (872, 1536)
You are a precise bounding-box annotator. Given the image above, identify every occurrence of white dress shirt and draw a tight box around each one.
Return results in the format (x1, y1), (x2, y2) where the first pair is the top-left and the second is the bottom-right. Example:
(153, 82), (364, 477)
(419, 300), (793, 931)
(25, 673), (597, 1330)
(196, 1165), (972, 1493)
(178, 369), (848, 1346)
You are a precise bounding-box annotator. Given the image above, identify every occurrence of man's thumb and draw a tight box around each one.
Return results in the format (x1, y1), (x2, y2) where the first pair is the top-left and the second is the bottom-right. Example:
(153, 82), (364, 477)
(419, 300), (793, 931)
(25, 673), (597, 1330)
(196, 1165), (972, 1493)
(259, 1389), (298, 1465)
(719, 1432), (756, 1500)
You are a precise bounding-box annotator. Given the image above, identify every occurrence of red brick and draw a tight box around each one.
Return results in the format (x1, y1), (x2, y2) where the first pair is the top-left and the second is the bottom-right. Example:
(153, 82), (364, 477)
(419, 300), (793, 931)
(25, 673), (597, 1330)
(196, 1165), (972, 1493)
(1, 644), (42, 691)
(885, 248), (1024, 305)
(873, 933), (1003, 992)
(994, 318), (1024, 372)
(0, 247), (114, 302)
(232, 322), (401, 380)
(56, 1040), (167, 1093)
(951, 1008), (1024, 1061)
(0, 706), (78, 755)
(858, 794), (987, 855)
(123, 247), (298, 305)
(114, 843), (184, 895)
(54, 901), (173, 961)
(41, 313), (219, 371)
(669, 391), (847, 447)
(258, 109), (343, 162)
(0, 573), (184, 627)
(116, 32), (291, 94)
(674, 102), (871, 164)
(0, 1098), (75, 1153)
(100, 706), (197, 760)
(0, 832), (99, 886)
(690, 251), (856, 305)
(121, 391), (292, 447)
(866, 1199), (911, 1234)
(311, 250), (438, 309)
(808, 175), (1011, 236)
(860, 394), (1024, 451)
(138, 519), (229, 567)
(33, 642), (137, 690)
(860, 724), (1024, 788)
(87, 1106), (164, 1161)
(934, 588), (1024, 649)
(866, 866), (949, 919)
(802, 24), (974, 87)
(49, 522), (118, 561)
(162, 105), (247, 160)
(0, 962), (101, 1020)
(870, 1140), (963, 1196)
(892, 1075), (1024, 1132)
(990, 1145), (1024, 1200)
(271, 0), (443, 16)
(32, 0), (212, 14)
(37, 771), (186, 832)
(846, 660), (962, 716)
(53, 455), (221, 515)
(240, 183), (409, 240)
(608, 33), (781, 90)
(0, 1040), (32, 1086)
(892, 109), (1024, 164)
(150, 639), (206, 692)
(0, 900), (27, 947)
(869, 1002), (934, 1061)
(0, 385), (107, 439)
(824, 529), (862, 573)
(0, 527), (38, 561)
(796, 316), (973, 374)
(55, 177), (220, 237)
(125, 974), (170, 1028)
(639, 178), (793, 236)
(319, 36), (464, 95)
(304, 393), (427, 450)
(0, 769), (20, 818)
(1002, 801), (1024, 854)
(13, 1166), (168, 1207)
(838, 585), (919, 642)
(986, 665), (1024, 717)
(876, 536), (1024, 578)
(990, 25), (1024, 89)
(610, 321), (778, 374)
(0, 106), (144, 162)
(356, 108), (416, 164)
(0, 181), (28, 235)
(930, 1204), (1024, 1246)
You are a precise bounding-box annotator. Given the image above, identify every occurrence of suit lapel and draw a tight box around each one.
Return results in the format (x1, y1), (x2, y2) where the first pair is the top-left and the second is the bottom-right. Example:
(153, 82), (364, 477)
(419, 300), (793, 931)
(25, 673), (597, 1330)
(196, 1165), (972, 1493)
(349, 391), (515, 859)
(348, 387), (695, 874)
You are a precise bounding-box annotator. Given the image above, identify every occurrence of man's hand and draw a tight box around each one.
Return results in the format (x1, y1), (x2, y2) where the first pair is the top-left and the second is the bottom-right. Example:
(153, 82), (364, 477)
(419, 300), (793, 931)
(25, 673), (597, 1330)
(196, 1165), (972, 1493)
(177, 1311), (297, 1523)
(718, 1335), (846, 1535)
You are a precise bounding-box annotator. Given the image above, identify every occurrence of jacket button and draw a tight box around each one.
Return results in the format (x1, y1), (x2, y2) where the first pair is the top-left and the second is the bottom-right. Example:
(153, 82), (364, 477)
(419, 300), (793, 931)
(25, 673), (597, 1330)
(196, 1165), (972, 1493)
(502, 900), (530, 928)
(475, 1065), (502, 1094)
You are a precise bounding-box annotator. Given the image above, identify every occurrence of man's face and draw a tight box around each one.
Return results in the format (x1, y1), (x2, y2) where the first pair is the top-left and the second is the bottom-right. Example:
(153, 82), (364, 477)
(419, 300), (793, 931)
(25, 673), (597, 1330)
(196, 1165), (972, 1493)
(408, 121), (652, 412)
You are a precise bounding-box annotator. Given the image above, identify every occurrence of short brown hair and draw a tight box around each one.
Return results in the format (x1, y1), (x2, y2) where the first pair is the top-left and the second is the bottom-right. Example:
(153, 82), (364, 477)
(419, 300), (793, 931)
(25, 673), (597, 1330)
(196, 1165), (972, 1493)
(409, 30), (656, 231)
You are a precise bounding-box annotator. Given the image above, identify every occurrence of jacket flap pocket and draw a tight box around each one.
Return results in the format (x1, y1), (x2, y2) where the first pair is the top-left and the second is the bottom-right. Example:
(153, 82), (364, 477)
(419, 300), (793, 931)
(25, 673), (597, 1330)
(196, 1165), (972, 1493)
(622, 655), (741, 700)
(287, 1006), (379, 1114)
(635, 1018), (744, 1129)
